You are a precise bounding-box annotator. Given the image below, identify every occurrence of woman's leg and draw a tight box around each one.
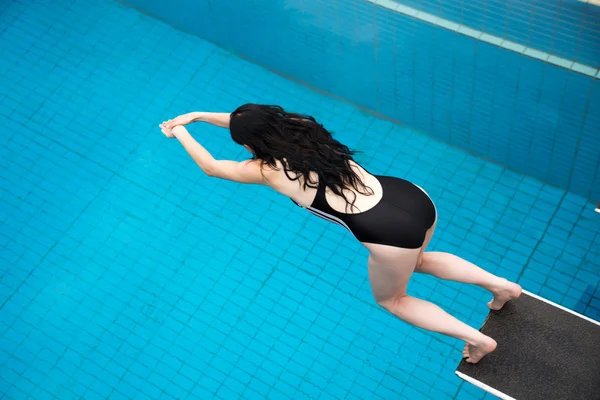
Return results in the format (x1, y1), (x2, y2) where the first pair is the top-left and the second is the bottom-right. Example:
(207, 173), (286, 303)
(414, 221), (522, 310)
(366, 244), (497, 363)
(417, 252), (522, 309)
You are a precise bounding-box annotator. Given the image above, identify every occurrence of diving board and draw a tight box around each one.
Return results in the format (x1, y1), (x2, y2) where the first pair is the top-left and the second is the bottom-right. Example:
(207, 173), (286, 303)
(456, 290), (600, 400)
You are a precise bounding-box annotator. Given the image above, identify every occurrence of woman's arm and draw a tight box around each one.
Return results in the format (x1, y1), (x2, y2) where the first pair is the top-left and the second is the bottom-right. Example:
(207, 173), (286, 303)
(191, 112), (231, 128)
(171, 126), (216, 175)
(170, 126), (267, 184)
(163, 112), (231, 130)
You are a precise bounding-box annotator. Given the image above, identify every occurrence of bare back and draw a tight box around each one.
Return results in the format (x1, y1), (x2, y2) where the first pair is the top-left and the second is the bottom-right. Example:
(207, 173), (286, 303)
(265, 160), (383, 214)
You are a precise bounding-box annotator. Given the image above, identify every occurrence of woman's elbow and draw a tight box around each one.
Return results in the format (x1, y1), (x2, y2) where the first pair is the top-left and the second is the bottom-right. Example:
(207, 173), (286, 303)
(203, 167), (216, 177)
(197, 162), (216, 177)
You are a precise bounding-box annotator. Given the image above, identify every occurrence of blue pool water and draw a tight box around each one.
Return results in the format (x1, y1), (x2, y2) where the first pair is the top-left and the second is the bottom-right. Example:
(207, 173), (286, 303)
(0, 0), (599, 399)
(123, 0), (600, 201)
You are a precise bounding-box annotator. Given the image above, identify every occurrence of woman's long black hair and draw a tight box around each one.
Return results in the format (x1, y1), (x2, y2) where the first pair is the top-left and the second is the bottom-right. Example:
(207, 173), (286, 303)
(229, 103), (373, 211)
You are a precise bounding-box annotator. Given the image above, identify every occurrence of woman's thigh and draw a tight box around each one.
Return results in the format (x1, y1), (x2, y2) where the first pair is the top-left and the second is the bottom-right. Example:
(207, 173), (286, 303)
(416, 218), (437, 268)
(365, 243), (422, 305)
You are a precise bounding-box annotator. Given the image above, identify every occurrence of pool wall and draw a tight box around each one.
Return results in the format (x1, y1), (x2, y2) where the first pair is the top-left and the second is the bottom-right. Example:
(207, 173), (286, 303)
(123, 0), (600, 201)
(382, 0), (600, 67)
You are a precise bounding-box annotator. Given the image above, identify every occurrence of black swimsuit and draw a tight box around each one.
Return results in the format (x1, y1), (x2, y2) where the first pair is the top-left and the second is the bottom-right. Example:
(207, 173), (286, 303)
(294, 175), (437, 249)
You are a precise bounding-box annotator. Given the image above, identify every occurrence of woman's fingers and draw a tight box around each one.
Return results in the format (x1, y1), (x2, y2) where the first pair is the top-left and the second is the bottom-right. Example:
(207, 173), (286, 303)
(160, 116), (186, 130)
(160, 126), (175, 138)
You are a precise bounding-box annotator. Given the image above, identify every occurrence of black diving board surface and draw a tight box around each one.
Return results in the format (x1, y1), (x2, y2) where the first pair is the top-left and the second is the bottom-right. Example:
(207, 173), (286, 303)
(456, 290), (600, 400)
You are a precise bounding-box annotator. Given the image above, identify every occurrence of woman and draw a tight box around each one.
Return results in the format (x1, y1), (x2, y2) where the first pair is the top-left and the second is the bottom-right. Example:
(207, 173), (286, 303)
(159, 104), (522, 364)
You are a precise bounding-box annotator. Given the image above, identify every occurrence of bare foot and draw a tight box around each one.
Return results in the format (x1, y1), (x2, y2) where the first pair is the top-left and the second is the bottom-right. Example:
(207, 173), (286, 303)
(488, 279), (522, 310)
(462, 336), (497, 364)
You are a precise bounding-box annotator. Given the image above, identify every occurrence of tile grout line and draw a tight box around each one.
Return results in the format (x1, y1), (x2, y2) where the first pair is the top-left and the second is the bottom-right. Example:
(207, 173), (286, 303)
(515, 189), (569, 291)
(0, 172), (118, 312)
(368, 0), (599, 80)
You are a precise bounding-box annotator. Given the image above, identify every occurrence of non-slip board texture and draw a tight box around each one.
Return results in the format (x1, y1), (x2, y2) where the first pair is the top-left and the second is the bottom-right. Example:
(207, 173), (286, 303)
(457, 292), (600, 400)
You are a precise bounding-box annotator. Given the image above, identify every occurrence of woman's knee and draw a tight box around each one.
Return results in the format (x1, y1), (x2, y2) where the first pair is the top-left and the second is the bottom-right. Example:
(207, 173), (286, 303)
(375, 291), (408, 313)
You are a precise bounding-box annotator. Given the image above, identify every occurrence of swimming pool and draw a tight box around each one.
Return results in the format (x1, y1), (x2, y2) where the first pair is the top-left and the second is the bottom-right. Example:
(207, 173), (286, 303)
(0, 0), (598, 399)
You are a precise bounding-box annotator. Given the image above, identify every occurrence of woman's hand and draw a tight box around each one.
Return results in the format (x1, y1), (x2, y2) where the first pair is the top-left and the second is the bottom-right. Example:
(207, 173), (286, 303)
(159, 123), (177, 138)
(161, 112), (199, 130)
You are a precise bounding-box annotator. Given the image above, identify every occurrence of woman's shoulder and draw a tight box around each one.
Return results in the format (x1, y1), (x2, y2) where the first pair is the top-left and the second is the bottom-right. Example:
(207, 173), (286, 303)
(256, 158), (316, 198)
(253, 158), (284, 186)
